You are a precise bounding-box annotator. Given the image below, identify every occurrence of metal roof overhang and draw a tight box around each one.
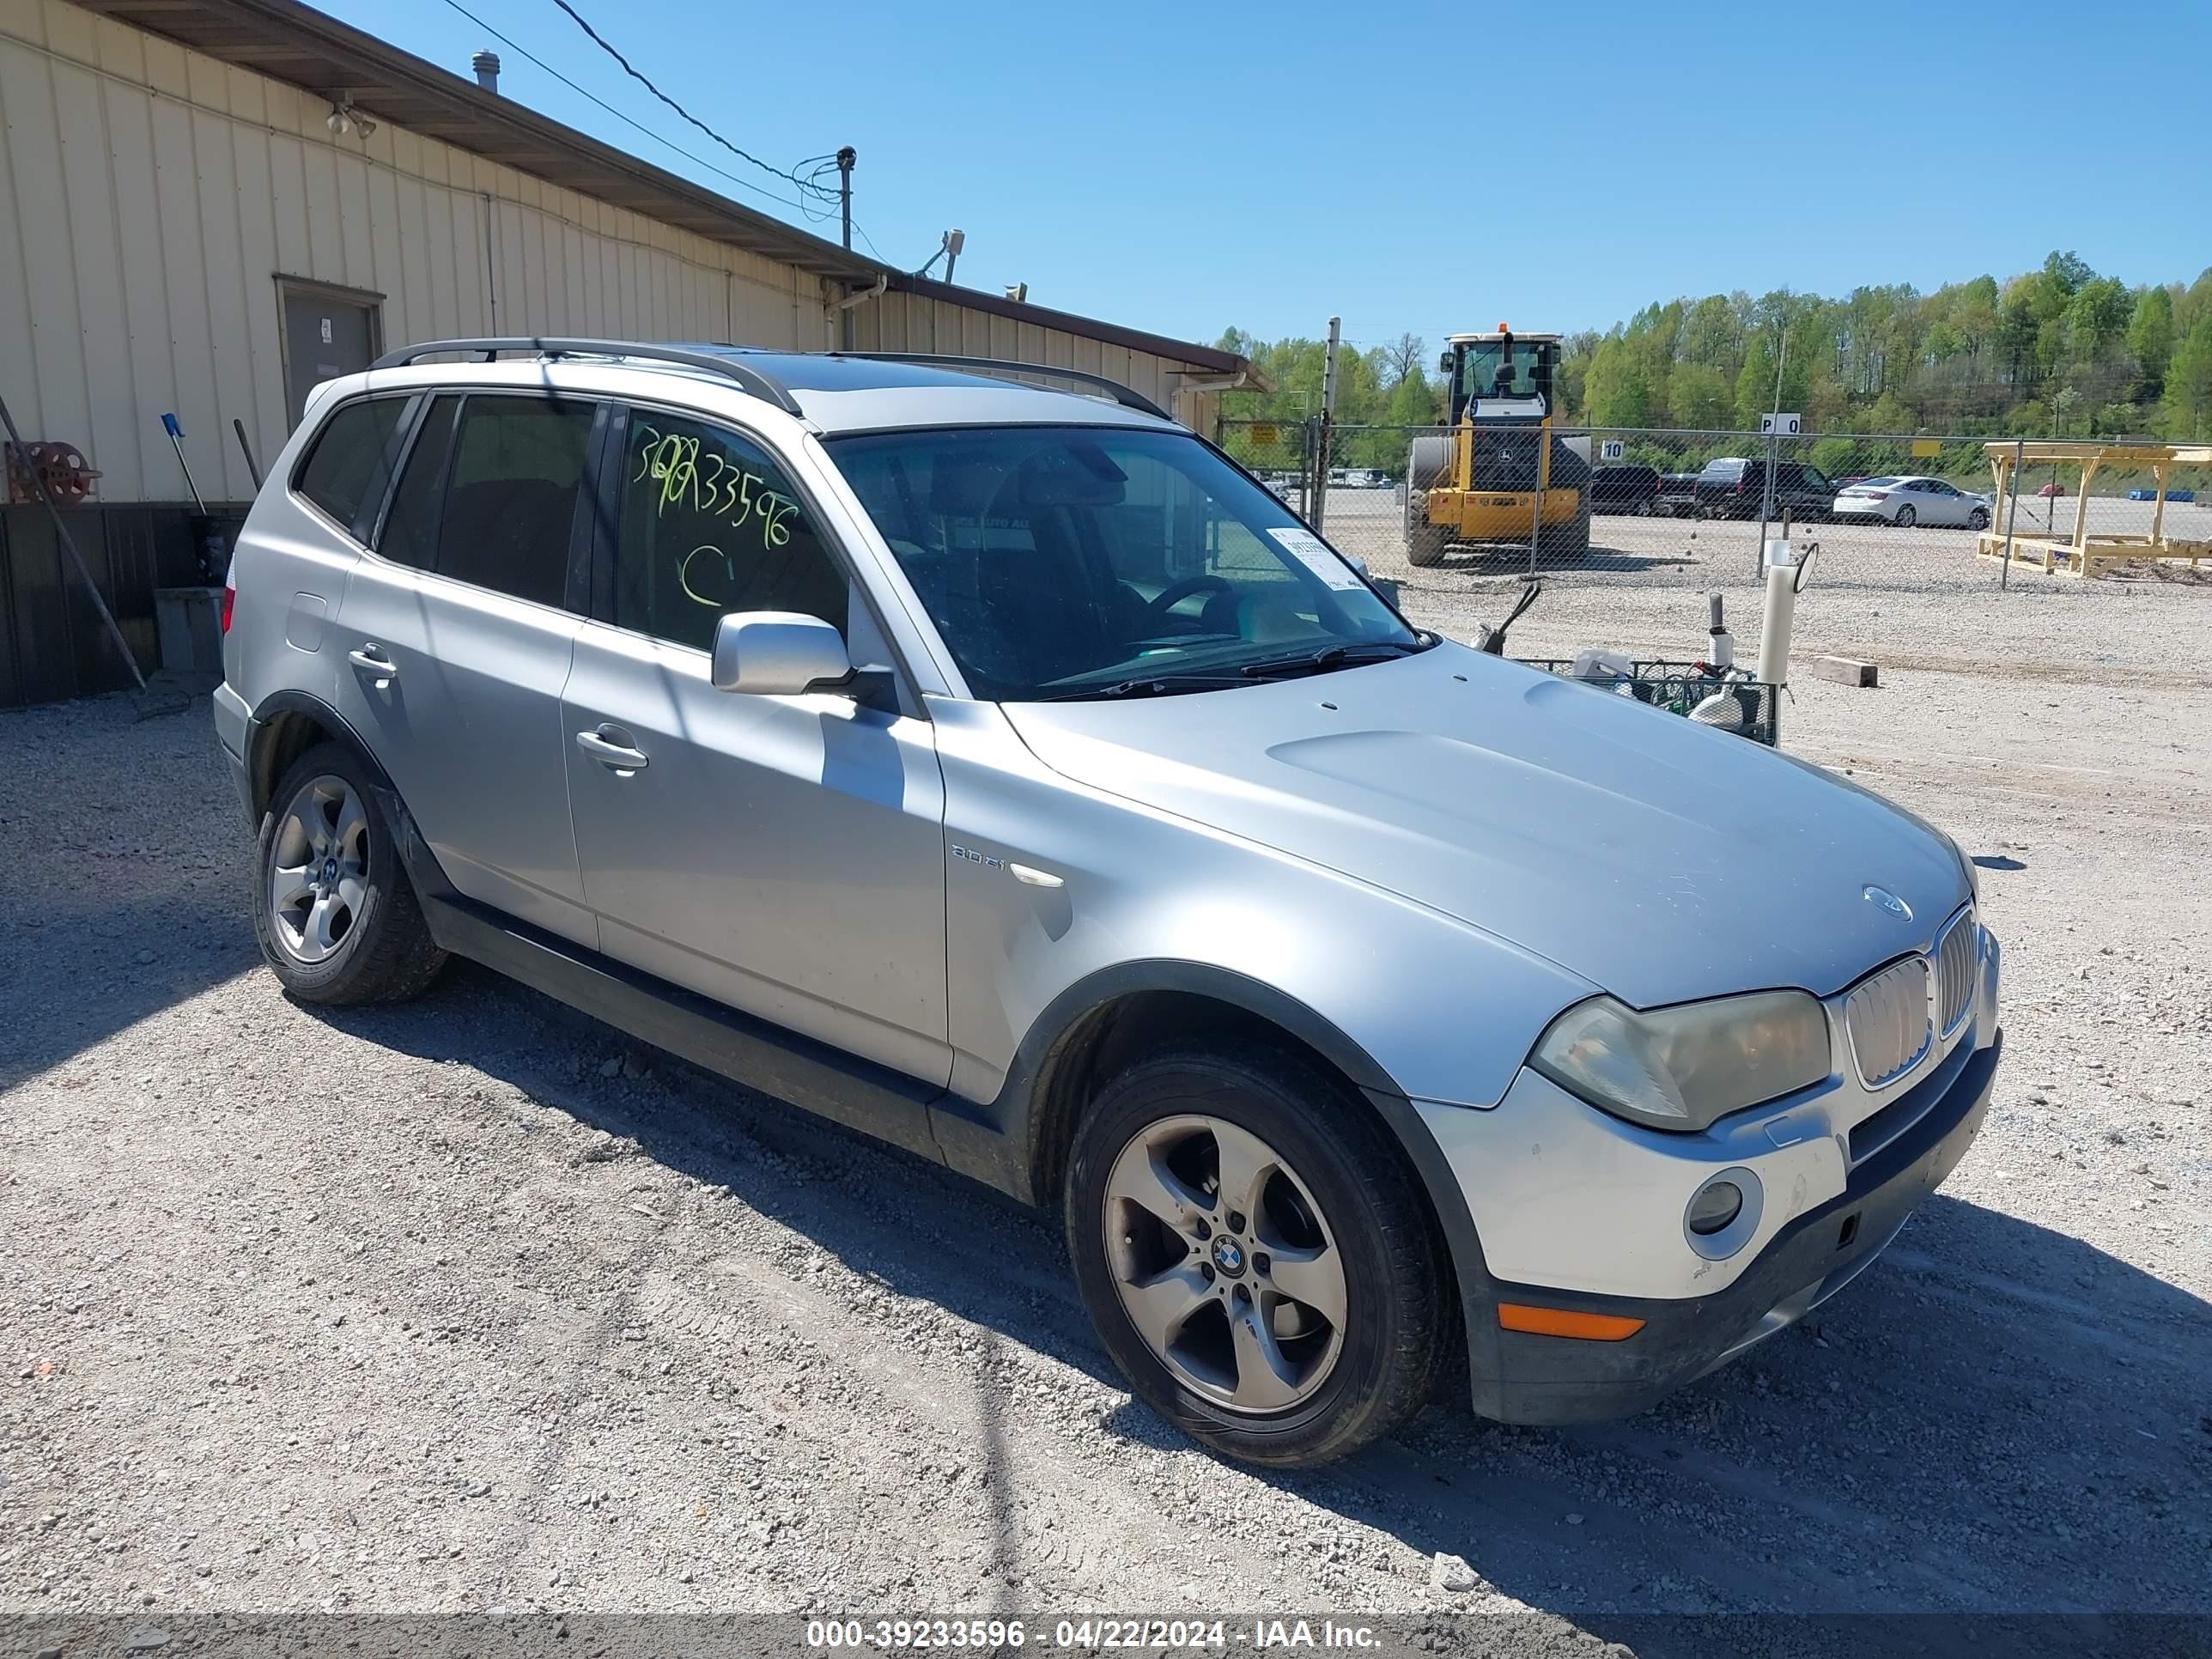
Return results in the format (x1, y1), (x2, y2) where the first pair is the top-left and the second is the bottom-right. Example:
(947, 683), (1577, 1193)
(68, 0), (1255, 377)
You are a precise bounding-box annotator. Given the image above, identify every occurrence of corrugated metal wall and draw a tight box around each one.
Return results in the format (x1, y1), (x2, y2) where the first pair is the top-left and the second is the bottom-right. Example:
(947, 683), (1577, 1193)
(0, 0), (1225, 517)
(0, 0), (824, 505)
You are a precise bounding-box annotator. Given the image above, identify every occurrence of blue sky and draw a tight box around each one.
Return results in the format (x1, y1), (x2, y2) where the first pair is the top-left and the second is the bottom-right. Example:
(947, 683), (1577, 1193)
(343, 0), (2210, 359)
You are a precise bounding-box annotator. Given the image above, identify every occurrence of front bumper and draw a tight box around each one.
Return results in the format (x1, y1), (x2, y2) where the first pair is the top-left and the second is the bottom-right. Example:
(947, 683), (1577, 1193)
(1463, 1030), (1997, 1425)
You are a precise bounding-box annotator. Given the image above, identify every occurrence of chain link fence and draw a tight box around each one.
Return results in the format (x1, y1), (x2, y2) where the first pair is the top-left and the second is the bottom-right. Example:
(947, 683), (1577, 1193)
(1217, 418), (2212, 594)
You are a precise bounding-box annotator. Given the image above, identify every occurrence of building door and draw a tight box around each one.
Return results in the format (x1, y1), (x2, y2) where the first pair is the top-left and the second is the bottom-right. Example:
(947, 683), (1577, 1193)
(279, 281), (382, 426)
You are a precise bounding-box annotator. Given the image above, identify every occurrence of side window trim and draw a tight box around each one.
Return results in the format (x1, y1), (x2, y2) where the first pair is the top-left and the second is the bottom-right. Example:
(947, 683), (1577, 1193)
(375, 388), (599, 614)
(584, 401), (630, 627)
(569, 398), (617, 617)
(285, 392), (421, 548)
(368, 391), (458, 556)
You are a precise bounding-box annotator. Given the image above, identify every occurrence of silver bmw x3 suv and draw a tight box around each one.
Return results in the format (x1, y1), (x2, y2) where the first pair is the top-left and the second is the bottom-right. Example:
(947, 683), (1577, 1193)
(215, 339), (2001, 1467)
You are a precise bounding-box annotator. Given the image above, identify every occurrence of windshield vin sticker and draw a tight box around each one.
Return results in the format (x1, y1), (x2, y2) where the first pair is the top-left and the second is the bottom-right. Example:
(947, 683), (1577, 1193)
(1267, 527), (1364, 592)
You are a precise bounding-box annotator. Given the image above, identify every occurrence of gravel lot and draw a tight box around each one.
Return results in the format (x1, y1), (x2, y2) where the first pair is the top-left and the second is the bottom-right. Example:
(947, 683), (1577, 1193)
(3, 526), (2209, 1651)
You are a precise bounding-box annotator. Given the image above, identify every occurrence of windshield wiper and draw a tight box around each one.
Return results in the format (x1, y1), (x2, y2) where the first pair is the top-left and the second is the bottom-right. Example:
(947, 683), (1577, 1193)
(1237, 639), (1429, 681)
(1039, 672), (1251, 702)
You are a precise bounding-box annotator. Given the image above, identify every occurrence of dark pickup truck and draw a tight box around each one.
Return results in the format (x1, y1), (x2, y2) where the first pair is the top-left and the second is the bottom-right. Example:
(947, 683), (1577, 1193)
(1692, 457), (1837, 521)
(1654, 471), (1701, 516)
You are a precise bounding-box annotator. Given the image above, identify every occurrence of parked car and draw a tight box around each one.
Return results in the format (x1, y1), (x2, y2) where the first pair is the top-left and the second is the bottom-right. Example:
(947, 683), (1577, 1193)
(1653, 471), (1702, 517)
(1831, 476), (1994, 529)
(2038, 481), (2068, 498)
(214, 338), (2000, 1468)
(1586, 464), (1662, 515)
(1692, 457), (1839, 520)
(2128, 487), (2196, 501)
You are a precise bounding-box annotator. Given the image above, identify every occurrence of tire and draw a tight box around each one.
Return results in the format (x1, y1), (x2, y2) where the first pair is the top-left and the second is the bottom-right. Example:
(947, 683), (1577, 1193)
(1895, 505), (1917, 528)
(1407, 434), (1452, 495)
(1404, 496), (1450, 568)
(252, 741), (447, 1005)
(1404, 436), (1453, 568)
(1967, 507), (1990, 531)
(1539, 489), (1594, 563)
(1066, 1042), (1448, 1468)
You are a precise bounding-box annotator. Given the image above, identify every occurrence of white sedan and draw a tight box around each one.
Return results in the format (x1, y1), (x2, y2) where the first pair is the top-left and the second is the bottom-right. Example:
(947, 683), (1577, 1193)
(1832, 475), (1994, 529)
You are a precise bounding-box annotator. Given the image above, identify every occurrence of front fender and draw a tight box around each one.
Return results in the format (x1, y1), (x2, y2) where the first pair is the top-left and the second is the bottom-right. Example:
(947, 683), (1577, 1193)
(927, 698), (1597, 1184)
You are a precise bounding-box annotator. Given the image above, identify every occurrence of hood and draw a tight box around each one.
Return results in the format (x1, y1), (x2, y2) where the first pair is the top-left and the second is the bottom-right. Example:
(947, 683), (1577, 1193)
(1002, 647), (1966, 1008)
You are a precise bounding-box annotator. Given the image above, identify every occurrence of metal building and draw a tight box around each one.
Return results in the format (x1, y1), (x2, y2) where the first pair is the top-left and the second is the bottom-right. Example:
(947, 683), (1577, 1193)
(0, 0), (1259, 705)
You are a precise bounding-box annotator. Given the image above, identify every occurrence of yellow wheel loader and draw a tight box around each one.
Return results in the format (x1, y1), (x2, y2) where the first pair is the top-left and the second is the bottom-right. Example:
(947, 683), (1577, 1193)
(1404, 328), (1591, 568)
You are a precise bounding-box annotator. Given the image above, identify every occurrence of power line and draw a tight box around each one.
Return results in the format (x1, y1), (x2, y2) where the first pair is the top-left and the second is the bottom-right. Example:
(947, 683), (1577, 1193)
(438, 0), (812, 215)
(545, 0), (836, 206)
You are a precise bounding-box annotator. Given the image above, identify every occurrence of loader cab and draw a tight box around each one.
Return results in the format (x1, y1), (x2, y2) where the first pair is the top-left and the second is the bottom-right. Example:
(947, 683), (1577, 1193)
(1443, 330), (1559, 427)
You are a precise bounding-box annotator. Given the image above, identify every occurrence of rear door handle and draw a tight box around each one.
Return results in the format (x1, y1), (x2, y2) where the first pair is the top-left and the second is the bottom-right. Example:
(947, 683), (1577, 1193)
(347, 645), (396, 684)
(575, 726), (649, 773)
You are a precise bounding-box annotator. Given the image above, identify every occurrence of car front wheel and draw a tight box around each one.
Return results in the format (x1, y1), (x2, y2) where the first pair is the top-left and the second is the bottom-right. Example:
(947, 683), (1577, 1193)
(1066, 1042), (1448, 1467)
(1968, 507), (1990, 530)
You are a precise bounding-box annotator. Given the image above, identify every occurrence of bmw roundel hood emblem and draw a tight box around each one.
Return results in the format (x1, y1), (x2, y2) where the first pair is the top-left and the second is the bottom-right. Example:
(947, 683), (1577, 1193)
(1863, 884), (1911, 921)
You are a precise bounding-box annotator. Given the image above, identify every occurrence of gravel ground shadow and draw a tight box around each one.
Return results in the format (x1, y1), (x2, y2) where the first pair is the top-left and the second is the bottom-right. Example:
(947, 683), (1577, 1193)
(308, 969), (2212, 1622)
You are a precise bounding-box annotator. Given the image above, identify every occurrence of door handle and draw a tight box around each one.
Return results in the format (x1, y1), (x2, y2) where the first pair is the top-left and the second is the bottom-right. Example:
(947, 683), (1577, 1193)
(347, 645), (396, 684)
(575, 726), (650, 773)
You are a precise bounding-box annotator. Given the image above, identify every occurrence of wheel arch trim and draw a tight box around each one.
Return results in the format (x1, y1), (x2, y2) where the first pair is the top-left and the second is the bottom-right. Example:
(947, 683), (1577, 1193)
(244, 690), (395, 823)
(934, 958), (1407, 1208)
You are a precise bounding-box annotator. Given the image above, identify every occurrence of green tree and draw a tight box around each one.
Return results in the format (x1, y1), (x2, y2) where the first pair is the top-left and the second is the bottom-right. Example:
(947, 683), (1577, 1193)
(1668, 362), (1733, 430)
(2163, 313), (2212, 439)
(2128, 285), (2176, 393)
(1583, 334), (1659, 428)
(2066, 277), (2130, 361)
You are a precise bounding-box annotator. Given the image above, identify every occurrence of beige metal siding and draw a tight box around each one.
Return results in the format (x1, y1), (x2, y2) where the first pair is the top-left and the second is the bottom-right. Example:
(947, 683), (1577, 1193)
(1, 0), (1224, 504)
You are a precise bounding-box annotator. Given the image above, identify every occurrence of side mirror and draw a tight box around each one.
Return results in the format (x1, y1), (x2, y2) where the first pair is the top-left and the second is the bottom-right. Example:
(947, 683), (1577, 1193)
(1437, 349), (1454, 376)
(710, 611), (851, 696)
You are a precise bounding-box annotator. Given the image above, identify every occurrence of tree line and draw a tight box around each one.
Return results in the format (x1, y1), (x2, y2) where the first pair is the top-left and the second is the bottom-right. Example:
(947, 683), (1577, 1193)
(1216, 252), (2212, 447)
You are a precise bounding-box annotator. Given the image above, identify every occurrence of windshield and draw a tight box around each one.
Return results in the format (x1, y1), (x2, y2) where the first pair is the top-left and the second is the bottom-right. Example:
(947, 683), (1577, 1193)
(1457, 341), (1549, 401)
(824, 425), (1420, 701)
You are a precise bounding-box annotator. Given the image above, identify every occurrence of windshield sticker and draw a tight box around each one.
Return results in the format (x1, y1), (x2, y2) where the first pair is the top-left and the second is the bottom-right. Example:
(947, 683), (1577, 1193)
(1267, 527), (1364, 592)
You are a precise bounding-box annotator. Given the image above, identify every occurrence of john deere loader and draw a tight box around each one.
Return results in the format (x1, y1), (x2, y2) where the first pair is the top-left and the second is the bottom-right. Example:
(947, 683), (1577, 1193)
(1404, 328), (1591, 567)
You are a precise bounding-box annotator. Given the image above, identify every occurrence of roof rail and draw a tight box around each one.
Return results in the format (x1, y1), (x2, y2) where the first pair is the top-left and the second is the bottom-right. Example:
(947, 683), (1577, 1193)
(833, 352), (1170, 421)
(367, 337), (805, 416)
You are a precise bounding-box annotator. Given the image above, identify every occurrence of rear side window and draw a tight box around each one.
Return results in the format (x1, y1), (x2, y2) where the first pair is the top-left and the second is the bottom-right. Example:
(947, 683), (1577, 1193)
(294, 397), (407, 533)
(377, 393), (593, 608)
(614, 408), (848, 652)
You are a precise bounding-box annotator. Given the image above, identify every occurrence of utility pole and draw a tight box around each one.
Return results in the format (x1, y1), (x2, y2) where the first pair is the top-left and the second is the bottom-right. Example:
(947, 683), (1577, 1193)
(1313, 316), (1341, 536)
(836, 146), (855, 252)
(836, 145), (857, 349)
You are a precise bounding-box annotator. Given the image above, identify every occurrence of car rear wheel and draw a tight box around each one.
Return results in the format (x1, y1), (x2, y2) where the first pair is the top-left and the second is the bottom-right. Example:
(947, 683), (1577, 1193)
(1066, 1042), (1447, 1467)
(1894, 505), (1917, 528)
(253, 742), (447, 1005)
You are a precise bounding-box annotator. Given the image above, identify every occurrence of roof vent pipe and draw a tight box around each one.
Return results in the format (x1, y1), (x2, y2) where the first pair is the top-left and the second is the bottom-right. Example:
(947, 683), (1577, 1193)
(471, 50), (501, 93)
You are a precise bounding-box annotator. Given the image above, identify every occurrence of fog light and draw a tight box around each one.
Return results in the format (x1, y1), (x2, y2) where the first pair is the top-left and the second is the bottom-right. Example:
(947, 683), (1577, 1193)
(1686, 1179), (1743, 1236)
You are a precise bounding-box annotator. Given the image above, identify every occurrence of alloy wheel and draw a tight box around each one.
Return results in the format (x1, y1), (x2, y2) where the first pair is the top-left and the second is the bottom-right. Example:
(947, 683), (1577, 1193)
(267, 774), (370, 964)
(1102, 1115), (1347, 1414)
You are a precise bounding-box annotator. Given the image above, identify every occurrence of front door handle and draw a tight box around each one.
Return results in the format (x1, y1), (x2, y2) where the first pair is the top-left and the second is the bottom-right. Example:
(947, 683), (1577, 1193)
(575, 726), (650, 773)
(347, 645), (397, 684)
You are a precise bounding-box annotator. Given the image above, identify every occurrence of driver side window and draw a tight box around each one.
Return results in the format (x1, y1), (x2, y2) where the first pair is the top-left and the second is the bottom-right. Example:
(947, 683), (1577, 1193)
(613, 410), (847, 652)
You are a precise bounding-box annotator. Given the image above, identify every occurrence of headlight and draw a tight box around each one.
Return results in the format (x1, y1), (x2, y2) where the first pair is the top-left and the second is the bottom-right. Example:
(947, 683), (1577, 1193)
(1529, 990), (1832, 1133)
